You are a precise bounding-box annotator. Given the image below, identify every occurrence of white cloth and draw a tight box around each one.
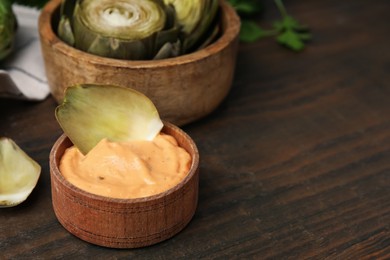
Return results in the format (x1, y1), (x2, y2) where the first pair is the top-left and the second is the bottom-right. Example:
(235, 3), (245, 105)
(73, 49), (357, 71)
(0, 5), (50, 101)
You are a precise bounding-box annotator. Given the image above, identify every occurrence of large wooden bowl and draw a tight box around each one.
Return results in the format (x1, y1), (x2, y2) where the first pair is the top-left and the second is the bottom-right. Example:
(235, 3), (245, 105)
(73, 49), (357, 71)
(38, 0), (240, 125)
(49, 122), (199, 248)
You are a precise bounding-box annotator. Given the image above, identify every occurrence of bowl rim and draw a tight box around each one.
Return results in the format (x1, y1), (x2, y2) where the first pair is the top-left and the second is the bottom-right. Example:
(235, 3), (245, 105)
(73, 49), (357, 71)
(38, 0), (241, 69)
(49, 121), (199, 204)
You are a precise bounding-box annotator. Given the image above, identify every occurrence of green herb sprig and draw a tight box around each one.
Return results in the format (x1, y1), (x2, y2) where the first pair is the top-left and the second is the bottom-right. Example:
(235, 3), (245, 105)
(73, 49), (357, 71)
(228, 0), (311, 51)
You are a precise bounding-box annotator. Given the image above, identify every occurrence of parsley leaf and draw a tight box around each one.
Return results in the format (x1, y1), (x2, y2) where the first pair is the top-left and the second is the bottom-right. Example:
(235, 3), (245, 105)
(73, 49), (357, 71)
(240, 21), (266, 42)
(273, 15), (311, 51)
(228, 0), (262, 15)
(228, 0), (311, 51)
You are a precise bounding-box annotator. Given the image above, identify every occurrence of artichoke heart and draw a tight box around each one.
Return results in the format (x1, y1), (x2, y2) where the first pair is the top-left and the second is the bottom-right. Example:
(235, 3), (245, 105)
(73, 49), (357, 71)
(0, 138), (41, 208)
(57, 0), (220, 60)
(0, 0), (17, 61)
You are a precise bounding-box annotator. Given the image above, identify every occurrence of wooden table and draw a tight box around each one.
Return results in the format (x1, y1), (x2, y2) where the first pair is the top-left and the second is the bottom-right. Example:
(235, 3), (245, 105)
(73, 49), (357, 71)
(1, 0), (389, 258)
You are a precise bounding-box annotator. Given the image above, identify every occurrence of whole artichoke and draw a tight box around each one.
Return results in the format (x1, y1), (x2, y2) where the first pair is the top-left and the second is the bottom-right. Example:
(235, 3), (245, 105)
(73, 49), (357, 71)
(0, 0), (17, 61)
(57, 0), (219, 60)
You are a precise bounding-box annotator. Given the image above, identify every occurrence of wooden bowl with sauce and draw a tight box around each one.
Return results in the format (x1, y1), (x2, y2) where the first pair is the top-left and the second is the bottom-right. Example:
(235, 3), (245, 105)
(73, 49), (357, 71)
(38, 0), (241, 126)
(49, 122), (199, 248)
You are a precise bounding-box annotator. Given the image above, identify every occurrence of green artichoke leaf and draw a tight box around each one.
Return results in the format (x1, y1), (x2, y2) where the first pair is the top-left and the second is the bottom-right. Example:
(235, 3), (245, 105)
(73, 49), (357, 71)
(58, 17), (75, 46)
(153, 3), (182, 59)
(0, 0), (17, 61)
(153, 5), (181, 59)
(184, 0), (219, 52)
(163, 0), (203, 35)
(164, 0), (219, 53)
(60, 0), (77, 19)
(195, 18), (220, 51)
(153, 40), (181, 60)
(57, 0), (76, 46)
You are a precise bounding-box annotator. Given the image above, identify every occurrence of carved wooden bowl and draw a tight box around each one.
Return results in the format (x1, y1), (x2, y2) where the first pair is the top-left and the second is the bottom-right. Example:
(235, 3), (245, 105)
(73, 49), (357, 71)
(49, 122), (199, 248)
(38, 0), (240, 125)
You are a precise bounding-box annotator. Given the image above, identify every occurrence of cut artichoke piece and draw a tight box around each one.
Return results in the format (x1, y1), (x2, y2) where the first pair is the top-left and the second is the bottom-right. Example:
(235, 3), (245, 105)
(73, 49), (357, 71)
(59, 0), (180, 60)
(55, 84), (164, 155)
(0, 0), (17, 60)
(0, 138), (41, 208)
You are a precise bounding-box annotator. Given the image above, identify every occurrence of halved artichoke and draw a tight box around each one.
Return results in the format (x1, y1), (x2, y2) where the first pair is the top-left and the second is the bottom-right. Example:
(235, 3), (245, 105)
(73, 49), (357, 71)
(0, 0), (17, 61)
(57, 0), (219, 60)
(0, 138), (41, 208)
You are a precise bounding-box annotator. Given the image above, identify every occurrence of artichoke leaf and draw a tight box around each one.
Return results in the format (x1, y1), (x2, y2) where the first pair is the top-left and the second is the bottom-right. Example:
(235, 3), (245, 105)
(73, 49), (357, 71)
(58, 17), (75, 46)
(152, 3), (182, 58)
(57, 0), (77, 46)
(0, 138), (41, 208)
(55, 84), (164, 155)
(163, 0), (202, 34)
(164, 0), (219, 53)
(153, 40), (181, 60)
(182, 0), (219, 52)
(195, 20), (220, 51)
(60, 0), (77, 19)
(0, 0), (17, 61)
(154, 22), (181, 56)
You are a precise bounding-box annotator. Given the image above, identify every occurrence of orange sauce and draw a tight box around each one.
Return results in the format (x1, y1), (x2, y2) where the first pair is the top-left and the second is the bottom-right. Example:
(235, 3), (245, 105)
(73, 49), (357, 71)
(59, 133), (191, 199)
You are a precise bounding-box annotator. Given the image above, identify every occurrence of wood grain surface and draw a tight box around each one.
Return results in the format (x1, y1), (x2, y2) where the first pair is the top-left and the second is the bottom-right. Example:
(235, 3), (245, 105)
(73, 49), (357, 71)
(1, 0), (389, 258)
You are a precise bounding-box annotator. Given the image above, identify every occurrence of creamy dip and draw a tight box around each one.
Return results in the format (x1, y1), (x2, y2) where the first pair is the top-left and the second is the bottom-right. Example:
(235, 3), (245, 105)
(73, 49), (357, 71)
(59, 133), (191, 199)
